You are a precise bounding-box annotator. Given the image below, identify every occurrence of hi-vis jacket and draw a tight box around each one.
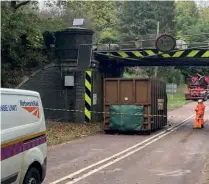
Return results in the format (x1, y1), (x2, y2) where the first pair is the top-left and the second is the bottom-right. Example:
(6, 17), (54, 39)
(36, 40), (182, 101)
(195, 103), (205, 116)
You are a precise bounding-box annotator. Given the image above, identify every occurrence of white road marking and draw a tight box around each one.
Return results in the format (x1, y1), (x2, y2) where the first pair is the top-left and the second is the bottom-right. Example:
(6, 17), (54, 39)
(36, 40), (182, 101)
(98, 168), (122, 174)
(155, 149), (164, 153)
(157, 169), (191, 177)
(150, 169), (191, 177)
(63, 118), (194, 184)
(185, 152), (206, 156)
(51, 109), (208, 184)
(91, 148), (105, 151)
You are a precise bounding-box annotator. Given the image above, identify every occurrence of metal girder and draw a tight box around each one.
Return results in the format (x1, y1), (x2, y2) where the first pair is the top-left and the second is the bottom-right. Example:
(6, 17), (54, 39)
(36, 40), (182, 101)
(94, 49), (209, 66)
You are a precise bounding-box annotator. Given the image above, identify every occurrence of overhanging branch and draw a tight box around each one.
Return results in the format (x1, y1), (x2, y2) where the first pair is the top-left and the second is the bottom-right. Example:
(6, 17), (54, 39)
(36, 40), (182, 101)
(11, 1), (31, 10)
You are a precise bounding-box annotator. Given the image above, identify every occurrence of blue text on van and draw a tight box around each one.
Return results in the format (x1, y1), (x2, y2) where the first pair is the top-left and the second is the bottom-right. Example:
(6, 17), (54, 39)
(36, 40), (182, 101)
(0, 105), (17, 111)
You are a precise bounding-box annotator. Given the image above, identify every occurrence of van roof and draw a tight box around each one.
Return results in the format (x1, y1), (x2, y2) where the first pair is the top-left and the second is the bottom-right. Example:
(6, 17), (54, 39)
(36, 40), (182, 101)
(0, 88), (40, 96)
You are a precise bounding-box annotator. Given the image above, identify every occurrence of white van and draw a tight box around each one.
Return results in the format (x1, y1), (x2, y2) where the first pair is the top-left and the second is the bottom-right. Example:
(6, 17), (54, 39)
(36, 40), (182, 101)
(1, 88), (47, 184)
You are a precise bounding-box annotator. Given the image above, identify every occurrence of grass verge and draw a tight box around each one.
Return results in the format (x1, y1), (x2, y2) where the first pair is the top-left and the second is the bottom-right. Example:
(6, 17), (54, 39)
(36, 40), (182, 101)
(167, 84), (191, 110)
(47, 121), (102, 146)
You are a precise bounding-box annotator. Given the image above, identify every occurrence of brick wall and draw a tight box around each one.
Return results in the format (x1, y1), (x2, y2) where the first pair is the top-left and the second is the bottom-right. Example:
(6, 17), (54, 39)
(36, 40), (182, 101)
(18, 65), (105, 123)
(20, 66), (76, 121)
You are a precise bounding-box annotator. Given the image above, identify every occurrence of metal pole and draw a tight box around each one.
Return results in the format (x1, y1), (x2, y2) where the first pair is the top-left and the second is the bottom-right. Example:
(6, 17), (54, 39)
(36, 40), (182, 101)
(157, 21), (160, 35)
(154, 21), (160, 77)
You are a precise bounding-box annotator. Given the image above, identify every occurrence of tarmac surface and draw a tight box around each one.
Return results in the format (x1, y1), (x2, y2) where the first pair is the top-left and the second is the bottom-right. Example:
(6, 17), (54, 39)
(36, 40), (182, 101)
(44, 101), (209, 184)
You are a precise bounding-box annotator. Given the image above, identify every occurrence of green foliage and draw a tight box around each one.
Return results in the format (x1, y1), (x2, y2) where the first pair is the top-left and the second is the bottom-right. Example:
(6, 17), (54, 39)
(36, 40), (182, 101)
(174, 0), (209, 43)
(174, 0), (209, 77)
(200, 6), (209, 20)
(155, 1), (175, 34)
(1, 7), (43, 74)
(123, 67), (148, 78)
(1, 0), (209, 88)
(66, 1), (119, 42)
(119, 1), (175, 41)
(124, 67), (184, 85)
(99, 28), (119, 44)
(2, 7), (43, 48)
(177, 67), (209, 77)
(174, 1), (199, 36)
(184, 20), (209, 44)
(119, 1), (156, 41)
(124, 1), (209, 81)
(157, 67), (184, 85)
(167, 84), (188, 110)
(1, 2), (66, 87)
(40, 19), (66, 33)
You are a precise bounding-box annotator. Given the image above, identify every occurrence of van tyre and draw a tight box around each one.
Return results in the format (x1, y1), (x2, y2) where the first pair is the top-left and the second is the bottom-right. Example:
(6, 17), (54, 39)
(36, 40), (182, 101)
(24, 167), (41, 184)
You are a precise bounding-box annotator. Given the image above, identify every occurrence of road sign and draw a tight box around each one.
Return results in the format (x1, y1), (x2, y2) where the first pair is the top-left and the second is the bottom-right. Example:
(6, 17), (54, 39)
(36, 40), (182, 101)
(166, 83), (177, 94)
(155, 34), (176, 53)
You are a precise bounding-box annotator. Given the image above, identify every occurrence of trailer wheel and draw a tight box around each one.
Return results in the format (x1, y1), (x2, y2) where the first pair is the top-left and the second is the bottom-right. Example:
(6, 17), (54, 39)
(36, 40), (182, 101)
(145, 130), (151, 135)
(104, 130), (109, 134)
(104, 130), (115, 134)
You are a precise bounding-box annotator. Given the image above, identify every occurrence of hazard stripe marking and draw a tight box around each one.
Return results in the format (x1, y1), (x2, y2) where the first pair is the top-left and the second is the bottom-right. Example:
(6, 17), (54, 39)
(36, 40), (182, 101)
(86, 71), (92, 77)
(85, 93), (91, 106)
(85, 80), (91, 92)
(103, 49), (209, 59)
(186, 50), (199, 57)
(85, 70), (92, 122)
(162, 54), (171, 58)
(132, 51), (143, 57)
(201, 51), (209, 57)
(172, 51), (184, 57)
(85, 107), (91, 120)
(118, 51), (129, 58)
(145, 50), (156, 56)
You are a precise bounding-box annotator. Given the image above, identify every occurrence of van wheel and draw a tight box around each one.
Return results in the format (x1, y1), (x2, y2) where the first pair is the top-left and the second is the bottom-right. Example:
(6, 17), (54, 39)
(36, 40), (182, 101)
(24, 167), (41, 184)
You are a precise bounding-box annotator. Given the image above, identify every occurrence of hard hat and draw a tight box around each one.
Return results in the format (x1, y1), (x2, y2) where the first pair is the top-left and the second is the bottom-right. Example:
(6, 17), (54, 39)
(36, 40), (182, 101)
(135, 36), (139, 40)
(198, 99), (203, 103)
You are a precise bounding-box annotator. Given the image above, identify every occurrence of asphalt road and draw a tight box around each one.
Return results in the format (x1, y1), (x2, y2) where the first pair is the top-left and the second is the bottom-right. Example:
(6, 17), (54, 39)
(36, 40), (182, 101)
(44, 101), (209, 184)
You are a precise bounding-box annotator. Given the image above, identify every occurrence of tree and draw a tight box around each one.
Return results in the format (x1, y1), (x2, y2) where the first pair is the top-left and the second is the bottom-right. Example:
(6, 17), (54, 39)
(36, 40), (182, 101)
(119, 1), (176, 78)
(10, 1), (31, 10)
(154, 1), (175, 34)
(1, 1), (66, 87)
(119, 1), (175, 41)
(99, 28), (119, 44)
(119, 1), (156, 41)
(66, 1), (119, 42)
(174, 0), (200, 40)
(174, 0), (209, 77)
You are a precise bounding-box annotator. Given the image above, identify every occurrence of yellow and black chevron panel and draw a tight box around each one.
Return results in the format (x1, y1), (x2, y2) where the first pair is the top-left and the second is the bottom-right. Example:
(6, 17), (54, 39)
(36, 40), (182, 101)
(85, 70), (92, 122)
(106, 50), (145, 58)
(105, 49), (209, 59)
(160, 49), (209, 58)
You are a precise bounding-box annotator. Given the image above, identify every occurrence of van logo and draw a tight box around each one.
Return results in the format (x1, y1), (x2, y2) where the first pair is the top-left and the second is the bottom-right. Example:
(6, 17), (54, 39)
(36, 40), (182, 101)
(20, 100), (40, 118)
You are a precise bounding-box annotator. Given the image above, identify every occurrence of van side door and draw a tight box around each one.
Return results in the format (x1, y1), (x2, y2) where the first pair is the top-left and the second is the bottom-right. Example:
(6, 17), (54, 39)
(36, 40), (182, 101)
(1, 93), (23, 184)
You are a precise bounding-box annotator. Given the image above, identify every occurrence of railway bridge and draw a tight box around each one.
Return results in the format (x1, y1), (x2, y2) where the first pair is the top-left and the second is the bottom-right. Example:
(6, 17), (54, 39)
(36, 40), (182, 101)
(95, 48), (209, 66)
(19, 26), (209, 123)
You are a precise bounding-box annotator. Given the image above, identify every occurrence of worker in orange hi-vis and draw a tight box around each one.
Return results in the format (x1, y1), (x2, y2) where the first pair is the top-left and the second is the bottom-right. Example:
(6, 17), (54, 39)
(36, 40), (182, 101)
(194, 99), (205, 129)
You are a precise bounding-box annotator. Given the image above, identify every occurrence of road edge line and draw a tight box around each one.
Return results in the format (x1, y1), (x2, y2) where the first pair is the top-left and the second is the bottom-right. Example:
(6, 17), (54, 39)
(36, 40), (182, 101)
(65, 115), (199, 184)
(50, 112), (201, 184)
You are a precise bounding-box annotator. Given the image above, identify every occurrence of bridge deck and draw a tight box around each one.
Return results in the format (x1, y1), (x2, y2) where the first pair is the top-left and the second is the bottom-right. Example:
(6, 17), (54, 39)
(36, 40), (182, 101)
(94, 49), (209, 66)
